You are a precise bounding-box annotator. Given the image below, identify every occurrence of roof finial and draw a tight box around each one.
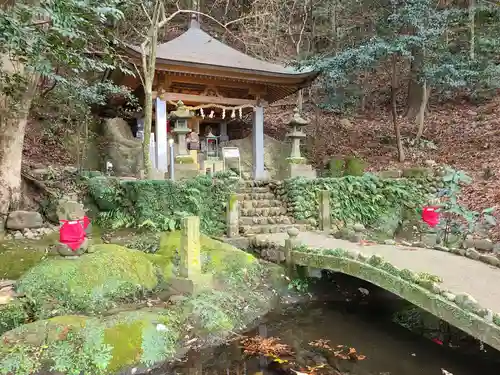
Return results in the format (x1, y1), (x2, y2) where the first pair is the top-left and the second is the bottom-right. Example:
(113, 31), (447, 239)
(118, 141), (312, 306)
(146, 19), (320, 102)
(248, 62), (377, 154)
(189, 14), (200, 29)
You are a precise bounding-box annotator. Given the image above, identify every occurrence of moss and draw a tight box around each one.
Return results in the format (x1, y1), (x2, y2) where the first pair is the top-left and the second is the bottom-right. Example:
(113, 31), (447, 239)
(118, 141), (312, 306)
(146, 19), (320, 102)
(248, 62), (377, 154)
(0, 301), (27, 335)
(402, 167), (432, 178)
(0, 236), (59, 280)
(0, 236), (284, 374)
(1, 309), (176, 373)
(327, 157), (345, 177)
(228, 193), (238, 211)
(286, 157), (307, 165)
(344, 156), (366, 176)
(174, 155), (195, 164)
(158, 231), (256, 275)
(0, 234), (284, 373)
(104, 320), (145, 372)
(16, 244), (159, 316)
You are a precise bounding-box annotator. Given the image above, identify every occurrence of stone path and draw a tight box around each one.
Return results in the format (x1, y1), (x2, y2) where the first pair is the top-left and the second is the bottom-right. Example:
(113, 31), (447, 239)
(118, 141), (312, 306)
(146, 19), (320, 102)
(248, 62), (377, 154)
(265, 231), (500, 313)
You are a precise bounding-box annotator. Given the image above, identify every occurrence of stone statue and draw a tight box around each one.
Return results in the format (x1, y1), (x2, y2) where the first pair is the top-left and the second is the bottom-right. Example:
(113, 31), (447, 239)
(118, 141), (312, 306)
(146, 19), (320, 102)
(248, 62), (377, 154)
(55, 199), (91, 257)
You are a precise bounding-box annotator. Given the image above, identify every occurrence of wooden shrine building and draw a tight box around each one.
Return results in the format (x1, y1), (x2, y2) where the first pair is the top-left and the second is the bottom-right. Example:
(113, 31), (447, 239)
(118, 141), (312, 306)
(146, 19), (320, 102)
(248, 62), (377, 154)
(121, 15), (318, 180)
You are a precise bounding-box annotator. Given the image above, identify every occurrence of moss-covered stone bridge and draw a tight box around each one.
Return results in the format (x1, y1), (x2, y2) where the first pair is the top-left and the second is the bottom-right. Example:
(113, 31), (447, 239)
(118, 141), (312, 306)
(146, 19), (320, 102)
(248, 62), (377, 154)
(262, 231), (500, 352)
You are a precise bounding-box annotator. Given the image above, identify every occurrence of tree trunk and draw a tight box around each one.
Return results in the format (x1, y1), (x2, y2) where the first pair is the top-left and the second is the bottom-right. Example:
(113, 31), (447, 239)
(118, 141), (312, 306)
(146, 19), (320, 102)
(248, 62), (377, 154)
(406, 47), (425, 120)
(142, 89), (153, 176)
(391, 54), (405, 163)
(141, 0), (162, 178)
(0, 114), (28, 214)
(0, 54), (39, 234)
(415, 80), (431, 142)
(469, 0), (475, 60)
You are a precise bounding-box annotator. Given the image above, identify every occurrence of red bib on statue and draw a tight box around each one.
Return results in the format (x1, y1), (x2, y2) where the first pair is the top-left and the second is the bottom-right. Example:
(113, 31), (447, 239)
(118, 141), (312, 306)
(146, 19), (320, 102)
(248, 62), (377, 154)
(422, 206), (440, 228)
(59, 220), (86, 250)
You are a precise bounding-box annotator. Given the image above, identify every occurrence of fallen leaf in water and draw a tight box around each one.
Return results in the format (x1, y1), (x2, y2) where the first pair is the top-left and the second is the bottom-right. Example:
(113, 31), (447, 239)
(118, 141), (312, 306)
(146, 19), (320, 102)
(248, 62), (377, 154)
(309, 339), (332, 350)
(310, 341), (366, 361)
(241, 336), (293, 357)
(441, 369), (453, 375)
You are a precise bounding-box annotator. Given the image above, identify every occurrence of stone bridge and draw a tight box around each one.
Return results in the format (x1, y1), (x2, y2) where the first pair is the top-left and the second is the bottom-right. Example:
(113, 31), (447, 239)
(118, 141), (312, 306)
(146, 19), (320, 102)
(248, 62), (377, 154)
(259, 231), (500, 352)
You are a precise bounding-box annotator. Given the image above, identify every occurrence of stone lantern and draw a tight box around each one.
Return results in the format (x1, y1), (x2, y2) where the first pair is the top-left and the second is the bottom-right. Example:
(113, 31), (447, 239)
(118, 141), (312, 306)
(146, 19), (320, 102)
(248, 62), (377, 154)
(168, 101), (199, 179)
(169, 100), (193, 162)
(287, 107), (308, 161)
(284, 108), (316, 179)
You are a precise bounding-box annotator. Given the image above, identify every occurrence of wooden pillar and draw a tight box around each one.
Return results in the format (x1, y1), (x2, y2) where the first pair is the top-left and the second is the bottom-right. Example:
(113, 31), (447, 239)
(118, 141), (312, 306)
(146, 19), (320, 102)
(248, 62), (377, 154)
(252, 105), (265, 180)
(179, 216), (201, 279)
(318, 190), (331, 231)
(155, 98), (168, 172)
(220, 121), (229, 142)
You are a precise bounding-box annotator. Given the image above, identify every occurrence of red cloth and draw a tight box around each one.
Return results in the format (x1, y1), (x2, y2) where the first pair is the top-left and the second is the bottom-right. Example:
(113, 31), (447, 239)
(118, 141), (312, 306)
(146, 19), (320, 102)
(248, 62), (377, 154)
(422, 206), (440, 228)
(59, 217), (89, 251)
(80, 216), (90, 230)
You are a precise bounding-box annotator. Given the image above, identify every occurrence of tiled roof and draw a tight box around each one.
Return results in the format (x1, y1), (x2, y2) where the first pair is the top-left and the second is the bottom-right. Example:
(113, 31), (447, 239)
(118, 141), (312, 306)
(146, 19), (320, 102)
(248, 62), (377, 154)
(129, 21), (315, 77)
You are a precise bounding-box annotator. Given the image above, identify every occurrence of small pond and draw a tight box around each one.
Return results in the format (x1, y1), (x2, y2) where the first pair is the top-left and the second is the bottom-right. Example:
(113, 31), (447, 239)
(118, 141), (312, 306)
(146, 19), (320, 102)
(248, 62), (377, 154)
(155, 274), (500, 375)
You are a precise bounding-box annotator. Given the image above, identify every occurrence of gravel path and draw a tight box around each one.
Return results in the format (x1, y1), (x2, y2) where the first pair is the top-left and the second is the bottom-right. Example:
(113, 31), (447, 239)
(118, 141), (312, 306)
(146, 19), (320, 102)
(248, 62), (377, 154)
(266, 231), (500, 313)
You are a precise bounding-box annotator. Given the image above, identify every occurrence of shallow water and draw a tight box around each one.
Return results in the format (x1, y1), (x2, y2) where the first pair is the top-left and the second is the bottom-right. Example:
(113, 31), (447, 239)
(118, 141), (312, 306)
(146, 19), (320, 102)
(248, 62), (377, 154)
(165, 301), (500, 375)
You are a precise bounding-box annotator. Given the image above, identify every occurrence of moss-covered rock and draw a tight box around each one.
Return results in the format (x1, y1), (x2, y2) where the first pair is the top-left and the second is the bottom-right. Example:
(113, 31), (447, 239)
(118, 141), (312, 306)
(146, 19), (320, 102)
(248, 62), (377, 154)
(155, 231), (258, 278)
(0, 236), (285, 375)
(0, 235), (59, 280)
(0, 309), (178, 374)
(16, 244), (159, 317)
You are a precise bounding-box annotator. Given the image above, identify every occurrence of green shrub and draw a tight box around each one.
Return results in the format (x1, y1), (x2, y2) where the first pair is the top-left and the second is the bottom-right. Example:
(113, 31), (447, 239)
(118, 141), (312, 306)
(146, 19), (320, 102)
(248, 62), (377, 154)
(87, 176), (124, 211)
(327, 158), (345, 177)
(88, 174), (238, 235)
(282, 174), (428, 227)
(324, 156), (366, 177)
(0, 302), (27, 335)
(344, 156), (367, 176)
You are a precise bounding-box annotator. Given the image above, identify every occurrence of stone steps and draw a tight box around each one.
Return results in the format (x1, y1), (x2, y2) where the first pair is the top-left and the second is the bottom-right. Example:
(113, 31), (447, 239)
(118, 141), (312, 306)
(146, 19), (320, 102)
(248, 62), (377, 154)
(240, 223), (308, 236)
(238, 180), (270, 188)
(238, 192), (275, 200)
(239, 216), (295, 226)
(240, 206), (288, 217)
(238, 187), (271, 194)
(240, 200), (283, 209)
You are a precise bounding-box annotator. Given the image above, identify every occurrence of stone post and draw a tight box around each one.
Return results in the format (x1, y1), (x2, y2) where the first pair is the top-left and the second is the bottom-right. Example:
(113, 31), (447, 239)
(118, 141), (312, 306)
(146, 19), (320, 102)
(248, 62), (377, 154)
(318, 190), (331, 232)
(226, 194), (240, 238)
(179, 216), (201, 279)
(284, 227), (300, 277)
